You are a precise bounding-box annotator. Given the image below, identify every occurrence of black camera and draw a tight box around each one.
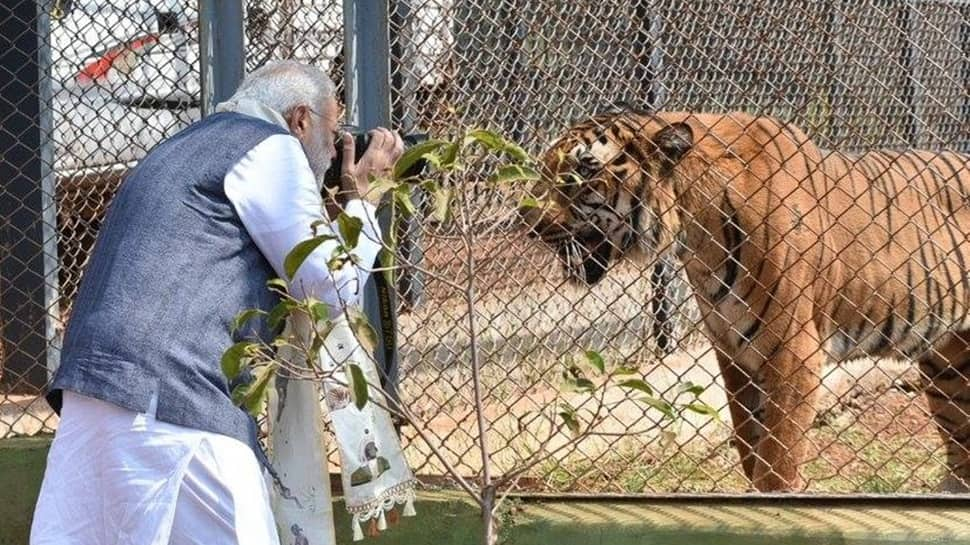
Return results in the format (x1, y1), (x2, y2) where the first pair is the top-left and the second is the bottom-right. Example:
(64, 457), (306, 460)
(322, 132), (428, 190)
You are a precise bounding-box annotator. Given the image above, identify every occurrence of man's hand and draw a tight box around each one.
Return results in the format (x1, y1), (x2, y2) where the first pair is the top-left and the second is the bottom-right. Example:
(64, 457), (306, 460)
(337, 128), (404, 205)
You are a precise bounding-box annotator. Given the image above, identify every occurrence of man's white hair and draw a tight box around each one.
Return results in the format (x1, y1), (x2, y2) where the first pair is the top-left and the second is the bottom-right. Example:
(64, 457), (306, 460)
(229, 60), (336, 114)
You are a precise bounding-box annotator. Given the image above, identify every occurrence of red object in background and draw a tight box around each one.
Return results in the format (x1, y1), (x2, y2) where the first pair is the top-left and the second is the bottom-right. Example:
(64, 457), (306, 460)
(76, 34), (159, 85)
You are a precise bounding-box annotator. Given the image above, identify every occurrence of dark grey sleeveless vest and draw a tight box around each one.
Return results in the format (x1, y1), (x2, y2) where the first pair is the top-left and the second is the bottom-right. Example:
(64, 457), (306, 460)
(48, 111), (288, 453)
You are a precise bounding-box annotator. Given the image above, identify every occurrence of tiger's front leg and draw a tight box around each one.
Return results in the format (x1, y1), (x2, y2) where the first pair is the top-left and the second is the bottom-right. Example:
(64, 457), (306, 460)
(715, 349), (766, 485)
(747, 313), (824, 492)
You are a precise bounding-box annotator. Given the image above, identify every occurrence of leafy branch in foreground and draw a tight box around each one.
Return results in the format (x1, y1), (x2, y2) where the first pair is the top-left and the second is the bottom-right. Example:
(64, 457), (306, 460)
(223, 128), (541, 418)
(555, 349), (720, 441)
(224, 210), (375, 416)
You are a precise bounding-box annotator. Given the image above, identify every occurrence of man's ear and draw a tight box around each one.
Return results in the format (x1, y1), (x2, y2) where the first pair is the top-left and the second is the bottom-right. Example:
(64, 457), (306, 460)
(287, 105), (311, 138)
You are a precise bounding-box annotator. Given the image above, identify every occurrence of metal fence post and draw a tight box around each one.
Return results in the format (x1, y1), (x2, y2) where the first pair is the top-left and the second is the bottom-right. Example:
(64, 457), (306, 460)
(343, 0), (392, 129)
(633, 0), (675, 356)
(389, 0), (426, 313)
(903, 0), (926, 149)
(0, 0), (59, 393)
(343, 0), (402, 403)
(198, 0), (245, 116)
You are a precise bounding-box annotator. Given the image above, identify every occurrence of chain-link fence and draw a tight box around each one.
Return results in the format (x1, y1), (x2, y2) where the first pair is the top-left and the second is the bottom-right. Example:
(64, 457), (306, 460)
(4, 0), (197, 433)
(2, 0), (969, 497)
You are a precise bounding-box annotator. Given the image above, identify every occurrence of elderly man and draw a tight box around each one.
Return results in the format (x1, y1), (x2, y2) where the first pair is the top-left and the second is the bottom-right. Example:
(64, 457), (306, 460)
(30, 60), (402, 545)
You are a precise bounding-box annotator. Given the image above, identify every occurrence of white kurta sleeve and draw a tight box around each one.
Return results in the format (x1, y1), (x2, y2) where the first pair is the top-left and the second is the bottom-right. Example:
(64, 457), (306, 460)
(223, 134), (383, 311)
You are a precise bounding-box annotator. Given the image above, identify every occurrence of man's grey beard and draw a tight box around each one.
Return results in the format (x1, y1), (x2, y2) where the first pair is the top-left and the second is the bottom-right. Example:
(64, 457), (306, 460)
(302, 133), (333, 191)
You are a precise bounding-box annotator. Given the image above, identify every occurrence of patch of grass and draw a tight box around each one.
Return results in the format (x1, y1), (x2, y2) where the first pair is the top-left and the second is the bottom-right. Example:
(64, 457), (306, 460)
(524, 419), (946, 495)
(532, 440), (749, 493)
(0, 436), (52, 545)
(637, 444), (749, 493)
(806, 422), (946, 493)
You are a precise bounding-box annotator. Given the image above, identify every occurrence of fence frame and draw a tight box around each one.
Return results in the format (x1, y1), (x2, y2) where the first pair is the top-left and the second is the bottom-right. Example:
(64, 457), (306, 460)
(198, 0), (245, 116)
(0, 0), (60, 394)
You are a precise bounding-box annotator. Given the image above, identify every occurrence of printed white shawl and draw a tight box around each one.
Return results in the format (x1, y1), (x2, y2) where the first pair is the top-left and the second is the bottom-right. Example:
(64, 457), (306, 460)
(266, 315), (416, 544)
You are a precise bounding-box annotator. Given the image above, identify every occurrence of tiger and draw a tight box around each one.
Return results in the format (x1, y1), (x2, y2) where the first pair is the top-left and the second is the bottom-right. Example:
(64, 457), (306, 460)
(521, 107), (970, 492)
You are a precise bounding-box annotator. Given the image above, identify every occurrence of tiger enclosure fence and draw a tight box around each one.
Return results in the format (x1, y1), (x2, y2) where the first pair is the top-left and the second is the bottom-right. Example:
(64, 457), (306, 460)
(2, 0), (970, 498)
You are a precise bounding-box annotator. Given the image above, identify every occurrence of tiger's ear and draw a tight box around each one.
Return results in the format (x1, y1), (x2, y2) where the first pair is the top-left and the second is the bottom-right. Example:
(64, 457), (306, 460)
(654, 122), (694, 164)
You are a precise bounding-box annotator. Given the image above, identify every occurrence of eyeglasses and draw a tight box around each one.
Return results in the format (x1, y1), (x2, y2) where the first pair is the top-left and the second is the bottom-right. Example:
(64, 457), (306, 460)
(303, 105), (358, 143)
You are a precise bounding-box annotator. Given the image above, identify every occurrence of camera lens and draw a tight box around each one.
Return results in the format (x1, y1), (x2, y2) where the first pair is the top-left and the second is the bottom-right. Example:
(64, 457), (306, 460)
(321, 132), (428, 192)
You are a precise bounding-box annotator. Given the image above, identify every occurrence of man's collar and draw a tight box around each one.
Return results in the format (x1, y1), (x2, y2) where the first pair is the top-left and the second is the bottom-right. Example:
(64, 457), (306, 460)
(214, 98), (290, 132)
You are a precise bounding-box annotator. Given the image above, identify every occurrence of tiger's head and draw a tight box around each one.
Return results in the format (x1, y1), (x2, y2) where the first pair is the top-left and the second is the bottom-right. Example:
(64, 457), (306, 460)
(522, 110), (695, 285)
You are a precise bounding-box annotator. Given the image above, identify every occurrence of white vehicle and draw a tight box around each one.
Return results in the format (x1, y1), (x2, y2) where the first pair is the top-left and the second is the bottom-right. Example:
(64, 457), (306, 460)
(51, 0), (200, 172)
(48, 0), (451, 172)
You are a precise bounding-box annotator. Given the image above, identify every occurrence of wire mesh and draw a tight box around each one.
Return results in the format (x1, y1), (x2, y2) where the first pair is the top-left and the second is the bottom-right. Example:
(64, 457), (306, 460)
(3, 0), (202, 434)
(384, 0), (970, 495)
(2, 0), (969, 498)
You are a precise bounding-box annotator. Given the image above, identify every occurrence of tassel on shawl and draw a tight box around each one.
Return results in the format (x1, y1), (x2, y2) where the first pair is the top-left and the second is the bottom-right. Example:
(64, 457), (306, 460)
(403, 496), (417, 517)
(352, 515), (364, 542)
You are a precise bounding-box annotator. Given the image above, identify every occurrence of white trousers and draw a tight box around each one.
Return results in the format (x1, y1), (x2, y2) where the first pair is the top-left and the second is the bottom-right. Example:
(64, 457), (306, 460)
(30, 391), (280, 545)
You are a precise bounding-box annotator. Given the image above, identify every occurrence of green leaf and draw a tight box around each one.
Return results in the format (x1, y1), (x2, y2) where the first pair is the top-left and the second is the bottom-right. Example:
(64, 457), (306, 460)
(463, 129), (504, 150)
(432, 187), (453, 223)
(231, 384), (247, 406)
(240, 363), (277, 417)
(584, 350), (605, 375)
(368, 178), (400, 199)
(637, 395), (676, 421)
(221, 341), (254, 381)
(558, 402), (581, 437)
(439, 141), (460, 168)
(421, 151), (443, 169)
(618, 379), (654, 396)
(267, 300), (297, 332)
(678, 382), (706, 397)
(230, 309), (266, 336)
(348, 310), (379, 353)
(564, 363), (584, 380)
(327, 251), (349, 271)
(519, 196), (540, 209)
(464, 129), (530, 162)
(419, 179), (439, 193)
(685, 402), (722, 421)
(558, 172), (584, 186)
(575, 378), (595, 393)
(266, 278), (289, 293)
(284, 235), (338, 279)
(561, 376), (595, 394)
(393, 139), (449, 179)
(312, 321), (334, 352)
(310, 219), (330, 234)
(336, 213), (363, 249)
(309, 300), (330, 324)
(394, 186), (417, 217)
(489, 164), (540, 184)
(348, 363), (369, 410)
(614, 366), (640, 376)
